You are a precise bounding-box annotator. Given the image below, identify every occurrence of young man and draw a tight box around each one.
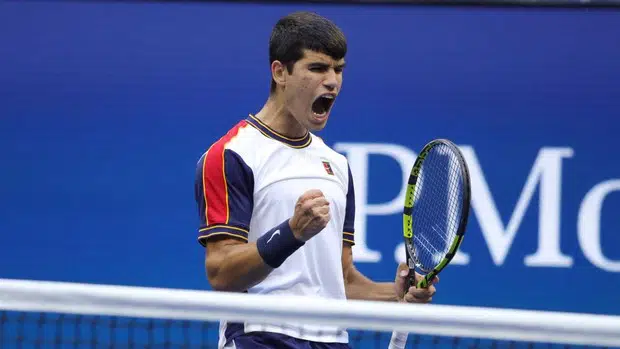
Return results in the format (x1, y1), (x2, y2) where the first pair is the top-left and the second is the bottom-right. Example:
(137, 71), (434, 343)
(195, 11), (437, 349)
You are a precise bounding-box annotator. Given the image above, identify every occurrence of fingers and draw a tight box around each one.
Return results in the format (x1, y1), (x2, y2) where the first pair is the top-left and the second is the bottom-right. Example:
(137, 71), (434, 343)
(298, 190), (330, 211)
(306, 197), (330, 219)
(395, 263), (411, 289)
(399, 269), (438, 304)
(312, 205), (330, 227)
(404, 284), (436, 304)
(301, 189), (326, 201)
(309, 196), (330, 209)
(314, 206), (330, 220)
(300, 190), (330, 220)
(396, 263), (409, 278)
(394, 263), (411, 301)
(291, 189), (331, 241)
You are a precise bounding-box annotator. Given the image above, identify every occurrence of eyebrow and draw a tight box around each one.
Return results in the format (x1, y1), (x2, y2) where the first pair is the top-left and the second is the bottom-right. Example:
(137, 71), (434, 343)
(308, 62), (346, 69)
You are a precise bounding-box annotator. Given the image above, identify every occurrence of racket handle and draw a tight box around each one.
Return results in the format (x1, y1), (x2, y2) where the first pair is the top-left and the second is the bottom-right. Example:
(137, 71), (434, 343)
(406, 267), (416, 290)
(388, 331), (408, 349)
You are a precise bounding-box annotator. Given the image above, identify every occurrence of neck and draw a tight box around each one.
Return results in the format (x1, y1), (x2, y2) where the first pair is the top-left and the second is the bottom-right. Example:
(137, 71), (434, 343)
(254, 93), (307, 139)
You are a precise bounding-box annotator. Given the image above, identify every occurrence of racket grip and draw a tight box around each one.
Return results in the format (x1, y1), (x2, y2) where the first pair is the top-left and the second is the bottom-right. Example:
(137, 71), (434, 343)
(406, 268), (416, 290)
(388, 331), (408, 349)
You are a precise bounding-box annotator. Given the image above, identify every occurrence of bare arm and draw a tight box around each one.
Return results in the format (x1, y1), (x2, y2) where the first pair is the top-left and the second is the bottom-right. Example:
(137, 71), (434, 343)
(205, 237), (273, 292)
(342, 245), (398, 301)
(204, 190), (330, 292)
(342, 245), (439, 303)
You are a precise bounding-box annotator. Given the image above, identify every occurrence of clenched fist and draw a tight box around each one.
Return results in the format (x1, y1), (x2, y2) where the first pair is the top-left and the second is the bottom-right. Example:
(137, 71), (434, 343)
(289, 189), (331, 242)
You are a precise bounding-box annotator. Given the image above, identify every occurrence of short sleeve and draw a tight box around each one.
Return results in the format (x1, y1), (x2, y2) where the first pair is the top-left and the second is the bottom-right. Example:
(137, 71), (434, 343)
(343, 164), (355, 246)
(195, 147), (254, 247)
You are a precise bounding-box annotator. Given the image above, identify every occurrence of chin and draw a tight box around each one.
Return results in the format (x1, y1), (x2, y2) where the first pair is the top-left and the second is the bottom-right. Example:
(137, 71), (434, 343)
(307, 118), (328, 132)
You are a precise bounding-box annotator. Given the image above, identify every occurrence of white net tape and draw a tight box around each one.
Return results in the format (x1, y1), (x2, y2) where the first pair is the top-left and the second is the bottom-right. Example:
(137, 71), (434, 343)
(1, 278), (619, 348)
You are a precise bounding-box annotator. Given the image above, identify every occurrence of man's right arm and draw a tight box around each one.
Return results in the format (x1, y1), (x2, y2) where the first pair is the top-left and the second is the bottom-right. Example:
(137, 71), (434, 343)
(204, 237), (273, 292)
(195, 142), (265, 292)
(195, 142), (331, 292)
(204, 187), (331, 292)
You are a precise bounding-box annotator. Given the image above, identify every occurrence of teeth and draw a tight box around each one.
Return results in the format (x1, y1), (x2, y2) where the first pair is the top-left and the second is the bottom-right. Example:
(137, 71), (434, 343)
(322, 95), (334, 99)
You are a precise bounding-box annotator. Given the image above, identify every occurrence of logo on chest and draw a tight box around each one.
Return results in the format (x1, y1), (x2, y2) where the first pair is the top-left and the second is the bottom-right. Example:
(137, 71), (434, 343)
(321, 159), (334, 175)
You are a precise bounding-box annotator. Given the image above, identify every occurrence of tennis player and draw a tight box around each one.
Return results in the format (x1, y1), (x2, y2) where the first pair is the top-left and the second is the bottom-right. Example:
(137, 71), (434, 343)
(195, 11), (437, 349)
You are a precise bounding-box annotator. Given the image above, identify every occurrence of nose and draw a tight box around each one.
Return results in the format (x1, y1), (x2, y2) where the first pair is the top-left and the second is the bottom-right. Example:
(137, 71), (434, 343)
(323, 69), (338, 91)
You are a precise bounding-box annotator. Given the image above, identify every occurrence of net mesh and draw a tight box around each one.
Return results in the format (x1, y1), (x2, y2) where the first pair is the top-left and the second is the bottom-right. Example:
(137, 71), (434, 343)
(1, 278), (619, 349)
(1, 311), (617, 349)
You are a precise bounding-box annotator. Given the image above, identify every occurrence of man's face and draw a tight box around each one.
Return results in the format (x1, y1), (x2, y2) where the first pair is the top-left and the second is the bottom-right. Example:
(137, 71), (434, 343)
(282, 49), (345, 132)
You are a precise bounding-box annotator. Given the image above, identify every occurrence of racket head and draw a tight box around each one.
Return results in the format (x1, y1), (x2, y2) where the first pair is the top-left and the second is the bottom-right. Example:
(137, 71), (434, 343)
(403, 139), (471, 289)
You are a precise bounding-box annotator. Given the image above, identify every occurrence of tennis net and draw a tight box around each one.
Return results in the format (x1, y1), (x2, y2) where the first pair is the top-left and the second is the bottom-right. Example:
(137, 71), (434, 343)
(1, 278), (619, 349)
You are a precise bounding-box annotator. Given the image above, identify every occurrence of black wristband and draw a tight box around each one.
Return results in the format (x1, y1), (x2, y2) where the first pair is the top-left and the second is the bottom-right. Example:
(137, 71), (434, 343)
(256, 219), (305, 268)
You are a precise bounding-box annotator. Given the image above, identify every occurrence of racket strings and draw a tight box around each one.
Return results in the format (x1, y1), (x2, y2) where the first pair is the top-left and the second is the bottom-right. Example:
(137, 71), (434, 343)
(411, 144), (464, 272)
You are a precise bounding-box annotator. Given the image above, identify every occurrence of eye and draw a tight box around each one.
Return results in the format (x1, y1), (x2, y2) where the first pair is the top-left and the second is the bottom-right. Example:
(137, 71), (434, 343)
(309, 65), (328, 73)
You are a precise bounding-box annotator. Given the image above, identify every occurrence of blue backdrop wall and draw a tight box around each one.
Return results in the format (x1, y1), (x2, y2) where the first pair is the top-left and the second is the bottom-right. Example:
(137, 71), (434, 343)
(1, 1), (619, 316)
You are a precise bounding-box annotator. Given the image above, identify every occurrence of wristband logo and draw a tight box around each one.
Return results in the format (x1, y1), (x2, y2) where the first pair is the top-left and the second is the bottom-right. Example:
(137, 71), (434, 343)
(267, 229), (281, 244)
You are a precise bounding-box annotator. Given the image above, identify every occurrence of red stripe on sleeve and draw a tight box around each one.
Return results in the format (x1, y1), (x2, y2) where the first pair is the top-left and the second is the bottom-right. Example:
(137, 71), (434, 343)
(203, 121), (247, 225)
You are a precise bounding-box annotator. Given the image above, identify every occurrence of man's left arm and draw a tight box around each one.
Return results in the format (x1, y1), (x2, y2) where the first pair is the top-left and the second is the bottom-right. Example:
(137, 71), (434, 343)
(342, 244), (438, 303)
(342, 245), (399, 301)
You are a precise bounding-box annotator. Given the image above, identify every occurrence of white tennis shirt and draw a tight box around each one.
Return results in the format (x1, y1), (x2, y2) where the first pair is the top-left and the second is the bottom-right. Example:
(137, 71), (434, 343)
(195, 114), (356, 347)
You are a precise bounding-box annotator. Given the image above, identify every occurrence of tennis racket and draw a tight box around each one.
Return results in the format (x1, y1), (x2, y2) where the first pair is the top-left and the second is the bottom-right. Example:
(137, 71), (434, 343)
(389, 139), (471, 349)
(403, 138), (471, 289)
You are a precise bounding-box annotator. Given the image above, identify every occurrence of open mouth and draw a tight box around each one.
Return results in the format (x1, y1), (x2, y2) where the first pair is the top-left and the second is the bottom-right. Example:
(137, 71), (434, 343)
(311, 94), (336, 117)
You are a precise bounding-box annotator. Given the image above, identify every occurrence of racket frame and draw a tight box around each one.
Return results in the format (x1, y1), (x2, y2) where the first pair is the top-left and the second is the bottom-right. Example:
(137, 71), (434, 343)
(403, 139), (471, 289)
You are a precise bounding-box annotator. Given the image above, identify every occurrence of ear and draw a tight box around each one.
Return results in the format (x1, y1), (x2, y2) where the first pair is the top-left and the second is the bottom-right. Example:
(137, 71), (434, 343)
(271, 60), (287, 89)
